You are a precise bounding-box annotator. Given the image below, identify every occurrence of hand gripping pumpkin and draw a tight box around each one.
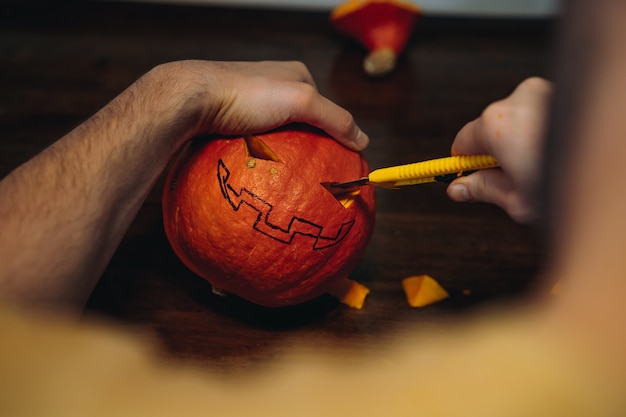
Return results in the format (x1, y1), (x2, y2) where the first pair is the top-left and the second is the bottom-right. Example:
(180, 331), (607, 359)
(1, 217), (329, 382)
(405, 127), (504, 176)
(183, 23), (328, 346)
(162, 126), (376, 307)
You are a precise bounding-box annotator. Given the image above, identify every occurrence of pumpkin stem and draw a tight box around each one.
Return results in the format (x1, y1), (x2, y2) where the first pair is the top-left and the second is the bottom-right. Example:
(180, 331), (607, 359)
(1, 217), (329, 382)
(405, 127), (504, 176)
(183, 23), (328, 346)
(330, 0), (421, 77)
(363, 47), (397, 76)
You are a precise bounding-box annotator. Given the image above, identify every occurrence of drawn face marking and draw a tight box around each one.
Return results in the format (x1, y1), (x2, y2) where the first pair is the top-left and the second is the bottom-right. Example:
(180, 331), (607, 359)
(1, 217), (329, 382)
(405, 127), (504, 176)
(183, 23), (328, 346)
(217, 159), (354, 250)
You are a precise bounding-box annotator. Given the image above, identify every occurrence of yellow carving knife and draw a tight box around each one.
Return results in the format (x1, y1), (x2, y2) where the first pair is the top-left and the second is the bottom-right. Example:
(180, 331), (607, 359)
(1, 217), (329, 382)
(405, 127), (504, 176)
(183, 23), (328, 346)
(325, 154), (498, 195)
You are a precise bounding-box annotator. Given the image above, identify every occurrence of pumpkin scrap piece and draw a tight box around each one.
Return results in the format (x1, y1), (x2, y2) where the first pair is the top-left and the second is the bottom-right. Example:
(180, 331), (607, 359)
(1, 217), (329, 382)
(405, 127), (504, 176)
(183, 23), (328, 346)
(402, 275), (449, 307)
(328, 277), (370, 309)
(550, 280), (562, 296)
(330, 0), (421, 77)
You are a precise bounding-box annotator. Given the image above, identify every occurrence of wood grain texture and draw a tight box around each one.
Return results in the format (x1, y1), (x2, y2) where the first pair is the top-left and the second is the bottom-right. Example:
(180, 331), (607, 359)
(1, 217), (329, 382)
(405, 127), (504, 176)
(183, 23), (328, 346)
(0, 1), (554, 374)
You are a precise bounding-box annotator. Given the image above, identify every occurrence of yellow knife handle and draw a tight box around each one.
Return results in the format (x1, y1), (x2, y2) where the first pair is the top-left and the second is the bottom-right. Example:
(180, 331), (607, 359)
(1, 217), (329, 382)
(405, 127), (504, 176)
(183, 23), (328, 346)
(368, 155), (498, 185)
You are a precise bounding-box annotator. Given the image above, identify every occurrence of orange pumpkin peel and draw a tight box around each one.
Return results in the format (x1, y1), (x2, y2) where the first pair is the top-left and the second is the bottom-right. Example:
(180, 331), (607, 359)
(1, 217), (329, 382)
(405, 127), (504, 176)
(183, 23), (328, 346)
(328, 277), (371, 309)
(331, 0), (422, 76)
(402, 274), (449, 307)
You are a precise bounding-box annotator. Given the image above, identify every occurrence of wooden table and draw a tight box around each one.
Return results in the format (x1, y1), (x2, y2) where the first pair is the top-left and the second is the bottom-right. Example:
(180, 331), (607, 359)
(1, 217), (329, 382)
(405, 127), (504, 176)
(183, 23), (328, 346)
(0, 1), (553, 375)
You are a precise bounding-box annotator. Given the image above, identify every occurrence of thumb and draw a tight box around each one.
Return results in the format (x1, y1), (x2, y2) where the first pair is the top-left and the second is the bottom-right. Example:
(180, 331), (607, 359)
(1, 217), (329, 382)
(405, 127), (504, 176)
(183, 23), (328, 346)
(446, 169), (534, 223)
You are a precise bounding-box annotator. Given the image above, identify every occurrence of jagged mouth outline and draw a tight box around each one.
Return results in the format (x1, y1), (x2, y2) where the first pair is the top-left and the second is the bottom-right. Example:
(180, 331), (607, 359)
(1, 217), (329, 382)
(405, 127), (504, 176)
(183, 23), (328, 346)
(217, 158), (354, 250)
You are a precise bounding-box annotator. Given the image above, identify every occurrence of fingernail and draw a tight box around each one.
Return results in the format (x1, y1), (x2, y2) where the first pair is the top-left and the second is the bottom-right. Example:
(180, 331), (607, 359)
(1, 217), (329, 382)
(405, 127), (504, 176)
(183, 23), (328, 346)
(448, 184), (471, 201)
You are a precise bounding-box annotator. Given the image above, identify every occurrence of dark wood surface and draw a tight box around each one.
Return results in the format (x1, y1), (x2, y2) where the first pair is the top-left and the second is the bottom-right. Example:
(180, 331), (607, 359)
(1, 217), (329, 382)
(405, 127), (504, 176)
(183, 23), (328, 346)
(1, 1), (554, 375)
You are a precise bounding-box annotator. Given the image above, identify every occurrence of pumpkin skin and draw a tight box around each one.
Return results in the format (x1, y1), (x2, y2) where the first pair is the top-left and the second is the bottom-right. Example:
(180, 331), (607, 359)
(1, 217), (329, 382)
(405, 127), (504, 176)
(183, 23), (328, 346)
(162, 126), (376, 307)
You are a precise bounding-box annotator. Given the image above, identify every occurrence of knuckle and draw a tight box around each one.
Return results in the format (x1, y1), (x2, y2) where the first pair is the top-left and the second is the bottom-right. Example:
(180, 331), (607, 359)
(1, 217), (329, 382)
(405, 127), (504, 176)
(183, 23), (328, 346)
(482, 99), (507, 120)
(480, 100), (508, 135)
(288, 60), (308, 72)
(519, 76), (552, 93)
(337, 111), (356, 135)
(286, 61), (314, 83)
(293, 82), (318, 107)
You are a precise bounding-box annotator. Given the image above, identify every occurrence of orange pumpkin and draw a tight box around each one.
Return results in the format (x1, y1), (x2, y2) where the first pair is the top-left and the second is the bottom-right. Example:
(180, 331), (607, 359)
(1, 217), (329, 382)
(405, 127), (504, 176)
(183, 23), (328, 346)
(162, 126), (376, 307)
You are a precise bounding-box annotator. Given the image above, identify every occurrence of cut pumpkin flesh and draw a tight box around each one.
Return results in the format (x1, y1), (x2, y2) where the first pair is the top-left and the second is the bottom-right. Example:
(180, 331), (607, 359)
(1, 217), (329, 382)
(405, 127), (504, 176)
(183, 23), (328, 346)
(328, 277), (370, 309)
(402, 274), (449, 307)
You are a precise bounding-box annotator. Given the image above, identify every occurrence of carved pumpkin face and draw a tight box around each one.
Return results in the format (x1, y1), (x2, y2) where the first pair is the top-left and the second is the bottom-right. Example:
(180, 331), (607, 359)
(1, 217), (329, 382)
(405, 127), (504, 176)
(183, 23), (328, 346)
(162, 126), (376, 307)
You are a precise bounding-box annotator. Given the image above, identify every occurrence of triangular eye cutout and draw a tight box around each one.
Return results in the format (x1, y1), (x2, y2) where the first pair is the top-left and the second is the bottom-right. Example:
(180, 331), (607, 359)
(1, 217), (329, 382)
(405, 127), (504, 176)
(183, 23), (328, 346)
(244, 135), (282, 162)
(321, 182), (362, 209)
(336, 189), (361, 209)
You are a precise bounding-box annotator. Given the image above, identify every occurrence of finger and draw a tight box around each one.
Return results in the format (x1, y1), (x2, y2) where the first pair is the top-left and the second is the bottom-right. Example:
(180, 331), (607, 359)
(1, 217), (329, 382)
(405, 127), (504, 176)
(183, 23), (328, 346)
(447, 169), (534, 223)
(509, 77), (553, 106)
(285, 84), (369, 151)
(451, 117), (493, 156)
(310, 95), (369, 151)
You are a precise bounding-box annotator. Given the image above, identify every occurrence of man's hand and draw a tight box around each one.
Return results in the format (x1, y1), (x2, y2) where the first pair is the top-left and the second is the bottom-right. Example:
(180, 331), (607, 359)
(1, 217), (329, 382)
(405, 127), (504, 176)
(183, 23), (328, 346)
(447, 77), (553, 223)
(0, 60), (368, 311)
